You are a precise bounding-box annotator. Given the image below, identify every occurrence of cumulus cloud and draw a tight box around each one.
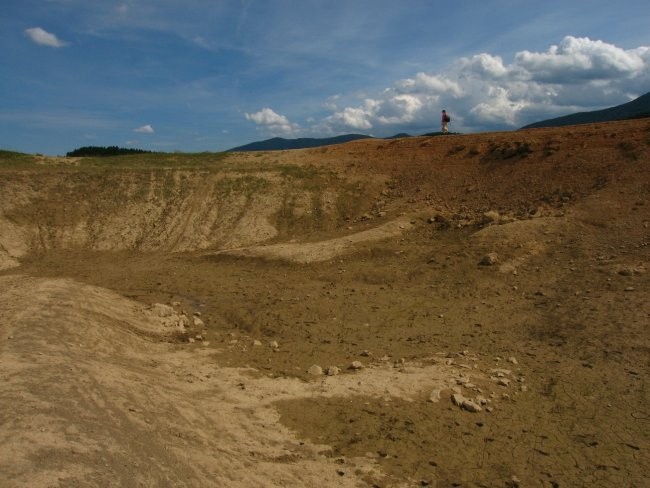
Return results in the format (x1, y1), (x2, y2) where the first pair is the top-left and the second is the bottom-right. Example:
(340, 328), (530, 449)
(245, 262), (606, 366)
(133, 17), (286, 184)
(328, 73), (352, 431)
(245, 108), (300, 136)
(312, 36), (650, 134)
(134, 124), (155, 134)
(516, 36), (647, 82)
(244, 37), (649, 137)
(25, 27), (68, 48)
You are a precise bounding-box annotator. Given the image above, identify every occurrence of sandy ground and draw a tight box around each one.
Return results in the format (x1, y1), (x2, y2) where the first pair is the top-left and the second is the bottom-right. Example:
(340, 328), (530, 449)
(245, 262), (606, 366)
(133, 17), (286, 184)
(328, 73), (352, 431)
(1, 119), (649, 487)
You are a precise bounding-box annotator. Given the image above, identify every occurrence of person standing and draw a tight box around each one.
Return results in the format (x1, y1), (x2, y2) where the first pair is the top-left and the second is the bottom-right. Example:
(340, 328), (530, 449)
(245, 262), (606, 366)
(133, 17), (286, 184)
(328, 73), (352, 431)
(441, 110), (450, 134)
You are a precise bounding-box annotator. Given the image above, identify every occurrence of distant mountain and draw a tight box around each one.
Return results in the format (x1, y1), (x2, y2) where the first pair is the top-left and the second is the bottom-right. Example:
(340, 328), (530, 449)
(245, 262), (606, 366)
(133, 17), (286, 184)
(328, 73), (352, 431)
(227, 134), (372, 152)
(521, 91), (650, 129)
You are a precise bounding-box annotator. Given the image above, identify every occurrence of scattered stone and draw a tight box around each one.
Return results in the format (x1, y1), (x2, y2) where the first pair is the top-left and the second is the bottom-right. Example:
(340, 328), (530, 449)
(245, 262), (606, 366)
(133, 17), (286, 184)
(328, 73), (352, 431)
(491, 368), (512, 376)
(194, 334), (203, 341)
(360, 350), (370, 357)
(497, 378), (511, 387)
(349, 361), (364, 370)
(461, 399), (482, 413)
(307, 365), (323, 376)
(269, 340), (279, 350)
(428, 389), (442, 403)
(482, 210), (500, 224)
(193, 317), (205, 327)
(451, 392), (482, 413)
(253, 340), (262, 346)
(325, 366), (341, 376)
(507, 356), (518, 365)
(479, 253), (499, 266)
(151, 303), (176, 317)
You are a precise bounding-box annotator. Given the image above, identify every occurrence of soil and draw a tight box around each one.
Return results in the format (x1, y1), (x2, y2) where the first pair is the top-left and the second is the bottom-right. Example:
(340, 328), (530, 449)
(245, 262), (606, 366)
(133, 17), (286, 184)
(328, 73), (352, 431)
(1, 119), (649, 487)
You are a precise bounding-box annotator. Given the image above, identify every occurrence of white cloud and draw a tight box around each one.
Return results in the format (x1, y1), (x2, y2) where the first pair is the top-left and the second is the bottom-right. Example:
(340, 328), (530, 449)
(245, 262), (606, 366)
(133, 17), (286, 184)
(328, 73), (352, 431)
(25, 27), (68, 48)
(515, 36), (647, 82)
(242, 37), (649, 139)
(314, 36), (650, 134)
(134, 125), (155, 134)
(245, 108), (300, 137)
(395, 72), (463, 96)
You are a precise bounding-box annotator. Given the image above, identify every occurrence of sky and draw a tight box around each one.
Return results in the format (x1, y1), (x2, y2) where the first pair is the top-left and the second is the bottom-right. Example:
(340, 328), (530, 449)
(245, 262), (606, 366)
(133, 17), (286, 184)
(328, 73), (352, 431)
(1, 0), (650, 155)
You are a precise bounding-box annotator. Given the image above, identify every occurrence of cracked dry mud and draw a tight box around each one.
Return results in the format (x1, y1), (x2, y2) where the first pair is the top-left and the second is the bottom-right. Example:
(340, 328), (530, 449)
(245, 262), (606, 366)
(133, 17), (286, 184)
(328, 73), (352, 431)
(1, 119), (649, 487)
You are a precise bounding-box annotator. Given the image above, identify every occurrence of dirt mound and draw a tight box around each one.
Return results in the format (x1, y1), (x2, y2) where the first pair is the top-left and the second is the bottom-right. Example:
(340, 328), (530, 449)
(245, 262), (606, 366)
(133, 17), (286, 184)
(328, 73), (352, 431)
(1, 119), (648, 487)
(0, 275), (490, 487)
(215, 216), (415, 263)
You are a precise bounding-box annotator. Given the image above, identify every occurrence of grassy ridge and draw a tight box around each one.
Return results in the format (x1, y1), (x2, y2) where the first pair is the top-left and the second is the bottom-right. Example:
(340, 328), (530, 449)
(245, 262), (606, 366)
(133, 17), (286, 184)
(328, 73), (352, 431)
(0, 150), (231, 169)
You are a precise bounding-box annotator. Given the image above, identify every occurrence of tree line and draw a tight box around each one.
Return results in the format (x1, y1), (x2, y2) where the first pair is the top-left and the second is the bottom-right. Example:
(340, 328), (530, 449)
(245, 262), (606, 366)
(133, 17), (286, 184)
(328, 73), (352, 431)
(66, 146), (152, 157)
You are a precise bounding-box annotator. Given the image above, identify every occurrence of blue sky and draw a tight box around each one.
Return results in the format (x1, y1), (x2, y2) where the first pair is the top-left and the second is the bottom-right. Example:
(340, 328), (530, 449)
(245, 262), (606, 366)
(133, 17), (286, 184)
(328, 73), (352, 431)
(2, 0), (649, 155)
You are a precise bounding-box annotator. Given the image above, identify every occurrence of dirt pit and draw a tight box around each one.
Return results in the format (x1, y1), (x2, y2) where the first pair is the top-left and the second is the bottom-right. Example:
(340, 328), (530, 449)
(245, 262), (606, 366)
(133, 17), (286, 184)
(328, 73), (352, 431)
(1, 120), (649, 487)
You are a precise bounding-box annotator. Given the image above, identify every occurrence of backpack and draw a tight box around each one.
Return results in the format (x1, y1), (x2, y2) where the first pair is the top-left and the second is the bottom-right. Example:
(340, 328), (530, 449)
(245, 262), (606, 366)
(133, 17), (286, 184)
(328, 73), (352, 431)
(444, 114), (451, 123)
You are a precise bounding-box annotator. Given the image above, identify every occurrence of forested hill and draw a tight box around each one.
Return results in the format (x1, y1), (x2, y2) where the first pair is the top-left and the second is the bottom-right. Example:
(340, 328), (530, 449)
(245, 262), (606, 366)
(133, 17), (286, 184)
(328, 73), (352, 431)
(521, 91), (650, 129)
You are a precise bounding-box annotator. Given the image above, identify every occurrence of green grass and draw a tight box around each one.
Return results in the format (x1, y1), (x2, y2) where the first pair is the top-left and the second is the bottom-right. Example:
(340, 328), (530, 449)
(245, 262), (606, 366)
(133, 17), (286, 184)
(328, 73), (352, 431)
(74, 151), (230, 169)
(0, 150), (231, 169)
(0, 150), (39, 167)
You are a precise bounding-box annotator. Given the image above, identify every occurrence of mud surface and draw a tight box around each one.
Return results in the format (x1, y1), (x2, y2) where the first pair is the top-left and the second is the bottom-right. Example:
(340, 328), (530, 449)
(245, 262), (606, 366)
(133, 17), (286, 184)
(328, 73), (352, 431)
(1, 120), (649, 487)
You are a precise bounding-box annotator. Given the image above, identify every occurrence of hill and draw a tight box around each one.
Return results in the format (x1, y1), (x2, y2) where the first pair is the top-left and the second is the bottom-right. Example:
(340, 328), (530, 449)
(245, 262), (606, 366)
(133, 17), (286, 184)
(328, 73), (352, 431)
(227, 133), (371, 151)
(1, 118), (649, 487)
(521, 91), (650, 129)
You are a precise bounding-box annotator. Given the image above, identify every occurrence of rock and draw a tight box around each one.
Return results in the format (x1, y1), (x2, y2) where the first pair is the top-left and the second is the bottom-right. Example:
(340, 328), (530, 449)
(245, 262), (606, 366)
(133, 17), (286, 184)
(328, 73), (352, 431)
(428, 389), (442, 403)
(451, 393), (465, 407)
(482, 210), (500, 224)
(452, 392), (482, 412)
(269, 340), (279, 349)
(325, 366), (341, 376)
(193, 317), (205, 327)
(360, 350), (370, 357)
(497, 378), (511, 387)
(490, 368), (512, 376)
(349, 361), (364, 370)
(253, 340), (262, 346)
(307, 365), (323, 376)
(479, 253), (499, 266)
(151, 303), (176, 317)
(461, 399), (482, 413)
(507, 356), (518, 365)
(434, 213), (448, 223)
